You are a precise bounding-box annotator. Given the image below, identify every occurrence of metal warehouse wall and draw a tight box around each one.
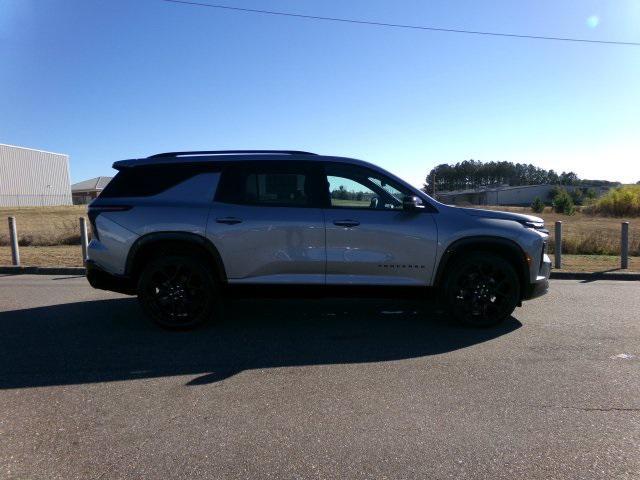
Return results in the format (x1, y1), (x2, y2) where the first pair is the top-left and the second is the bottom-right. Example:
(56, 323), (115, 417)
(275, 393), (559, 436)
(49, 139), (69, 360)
(491, 185), (555, 206)
(0, 144), (72, 206)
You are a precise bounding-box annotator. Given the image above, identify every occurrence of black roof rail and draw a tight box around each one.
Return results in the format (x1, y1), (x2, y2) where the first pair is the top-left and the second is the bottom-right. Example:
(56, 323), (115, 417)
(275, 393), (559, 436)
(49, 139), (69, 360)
(147, 150), (316, 159)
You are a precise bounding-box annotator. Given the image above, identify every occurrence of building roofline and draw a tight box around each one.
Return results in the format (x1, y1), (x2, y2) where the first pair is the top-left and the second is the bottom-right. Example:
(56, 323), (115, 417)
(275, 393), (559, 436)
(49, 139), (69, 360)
(0, 143), (68, 157)
(71, 176), (113, 191)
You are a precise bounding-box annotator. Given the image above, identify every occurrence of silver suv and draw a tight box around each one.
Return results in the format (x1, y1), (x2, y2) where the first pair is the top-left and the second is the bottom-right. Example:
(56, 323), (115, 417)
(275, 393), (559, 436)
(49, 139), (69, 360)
(86, 150), (551, 329)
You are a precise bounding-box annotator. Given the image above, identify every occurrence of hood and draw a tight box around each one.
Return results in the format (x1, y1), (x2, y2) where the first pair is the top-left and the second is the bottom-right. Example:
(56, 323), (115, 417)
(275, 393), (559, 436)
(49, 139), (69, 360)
(455, 206), (544, 224)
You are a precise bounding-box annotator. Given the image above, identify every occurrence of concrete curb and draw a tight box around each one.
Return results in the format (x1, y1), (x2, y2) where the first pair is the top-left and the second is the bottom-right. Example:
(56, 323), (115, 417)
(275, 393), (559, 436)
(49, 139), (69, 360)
(550, 271), (640, 281)
(0, 266), (86, 276)
(1, 266), (639, 281)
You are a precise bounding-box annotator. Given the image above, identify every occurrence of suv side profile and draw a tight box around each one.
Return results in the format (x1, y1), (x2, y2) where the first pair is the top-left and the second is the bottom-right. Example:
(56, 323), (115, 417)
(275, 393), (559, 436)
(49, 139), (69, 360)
(86, 150), (551, 329)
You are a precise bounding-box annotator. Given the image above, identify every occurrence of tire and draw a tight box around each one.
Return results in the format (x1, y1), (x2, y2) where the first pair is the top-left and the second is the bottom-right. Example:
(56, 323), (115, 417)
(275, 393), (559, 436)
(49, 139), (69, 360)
(442, 252), (520, 327)
(137, 255), (219, 329)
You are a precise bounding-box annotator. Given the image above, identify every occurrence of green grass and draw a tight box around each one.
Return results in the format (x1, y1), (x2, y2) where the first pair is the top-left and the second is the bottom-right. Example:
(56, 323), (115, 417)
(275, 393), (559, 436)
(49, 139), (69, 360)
(331, 199), (371, 207)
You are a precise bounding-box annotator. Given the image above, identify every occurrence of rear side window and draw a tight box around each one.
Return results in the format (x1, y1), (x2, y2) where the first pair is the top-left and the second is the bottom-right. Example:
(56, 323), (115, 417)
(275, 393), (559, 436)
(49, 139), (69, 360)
(245, 173), (308, 206)
(216, 163), (320, 207)
(101, 164), (216, 198)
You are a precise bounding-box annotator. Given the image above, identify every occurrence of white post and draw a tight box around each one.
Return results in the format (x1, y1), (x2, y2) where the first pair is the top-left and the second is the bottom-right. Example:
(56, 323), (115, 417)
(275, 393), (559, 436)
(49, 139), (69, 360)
(554, 221), (562, 269)
(621, 222), (629, 270)
(79, 217), (89, 265)
(8, 216), (20, 266)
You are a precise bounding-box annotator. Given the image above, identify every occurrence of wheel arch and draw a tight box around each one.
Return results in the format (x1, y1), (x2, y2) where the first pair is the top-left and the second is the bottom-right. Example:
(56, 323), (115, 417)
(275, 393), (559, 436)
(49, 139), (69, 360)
(434, 236), (530, 296)
(125, 232), (227, 284)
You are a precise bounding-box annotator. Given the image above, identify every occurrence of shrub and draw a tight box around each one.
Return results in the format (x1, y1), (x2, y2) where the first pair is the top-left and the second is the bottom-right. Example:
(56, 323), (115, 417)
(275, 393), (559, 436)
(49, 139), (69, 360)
(552, 188), (576, 215)
(531, 197), (545, 213)
(570, 188), (584, 206)
(586, 185), (640, 217)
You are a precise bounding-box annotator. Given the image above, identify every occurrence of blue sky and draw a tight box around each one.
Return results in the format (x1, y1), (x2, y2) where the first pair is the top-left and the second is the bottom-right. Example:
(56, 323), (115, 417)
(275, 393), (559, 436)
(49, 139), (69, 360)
(1, 0), (639, 186)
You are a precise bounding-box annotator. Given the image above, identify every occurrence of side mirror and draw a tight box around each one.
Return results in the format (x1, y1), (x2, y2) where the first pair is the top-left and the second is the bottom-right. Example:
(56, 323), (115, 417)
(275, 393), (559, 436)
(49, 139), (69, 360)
(402, 195), (420, 211)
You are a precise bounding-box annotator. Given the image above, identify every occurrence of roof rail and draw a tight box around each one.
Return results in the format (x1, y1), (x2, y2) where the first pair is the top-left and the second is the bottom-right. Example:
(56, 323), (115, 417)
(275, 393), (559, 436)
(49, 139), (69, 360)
(147, 150), (316, 159)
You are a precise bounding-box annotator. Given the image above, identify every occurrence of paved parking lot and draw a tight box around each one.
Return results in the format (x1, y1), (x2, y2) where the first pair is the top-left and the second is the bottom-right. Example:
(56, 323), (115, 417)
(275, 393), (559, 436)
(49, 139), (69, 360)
(0, 275), (638, 479)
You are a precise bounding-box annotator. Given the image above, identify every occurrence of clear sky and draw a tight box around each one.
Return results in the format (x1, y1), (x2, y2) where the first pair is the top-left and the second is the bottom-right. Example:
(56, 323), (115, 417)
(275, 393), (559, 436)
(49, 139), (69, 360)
(1, 0), (639, 186)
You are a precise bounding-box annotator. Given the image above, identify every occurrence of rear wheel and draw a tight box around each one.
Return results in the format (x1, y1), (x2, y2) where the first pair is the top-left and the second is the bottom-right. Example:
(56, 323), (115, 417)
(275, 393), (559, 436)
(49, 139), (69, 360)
(443, 252), (520, 327)
(137, 255), (219, 329)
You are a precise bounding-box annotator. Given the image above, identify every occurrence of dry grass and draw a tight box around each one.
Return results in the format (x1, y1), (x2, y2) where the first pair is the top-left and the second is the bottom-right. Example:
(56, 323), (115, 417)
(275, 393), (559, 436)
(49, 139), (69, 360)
(0, 245), (85, 267)
(482, 206), (640, 256)
(549, 254), (640, 273)
(0, 206), (88, 247)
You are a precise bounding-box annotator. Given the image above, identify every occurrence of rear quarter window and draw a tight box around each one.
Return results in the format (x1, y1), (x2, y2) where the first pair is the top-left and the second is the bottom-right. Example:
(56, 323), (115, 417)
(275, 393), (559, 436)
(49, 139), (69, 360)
(100, 164), (217, 198)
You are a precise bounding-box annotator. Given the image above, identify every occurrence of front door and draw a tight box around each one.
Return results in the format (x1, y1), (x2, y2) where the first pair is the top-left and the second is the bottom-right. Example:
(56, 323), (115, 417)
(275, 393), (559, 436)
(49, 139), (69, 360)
(322, 163), (438, 286)
(207, 161), (326, 284)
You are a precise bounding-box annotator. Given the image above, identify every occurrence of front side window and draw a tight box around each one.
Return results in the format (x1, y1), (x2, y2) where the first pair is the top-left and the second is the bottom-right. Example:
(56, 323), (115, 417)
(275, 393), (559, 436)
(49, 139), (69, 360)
(368, 177), (405, 203)
(328, 175), (377, 208)
(216, 163), (318, 207)
(325, 164), (420, 210)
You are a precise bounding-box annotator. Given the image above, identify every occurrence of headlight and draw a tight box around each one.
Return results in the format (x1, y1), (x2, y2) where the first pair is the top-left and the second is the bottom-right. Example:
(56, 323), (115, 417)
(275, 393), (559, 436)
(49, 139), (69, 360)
(519, 220), (548, 234)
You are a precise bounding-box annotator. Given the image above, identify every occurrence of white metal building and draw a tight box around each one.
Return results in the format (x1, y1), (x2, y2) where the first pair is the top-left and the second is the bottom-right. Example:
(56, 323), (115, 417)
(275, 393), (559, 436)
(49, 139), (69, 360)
(0, 144), (72, 206)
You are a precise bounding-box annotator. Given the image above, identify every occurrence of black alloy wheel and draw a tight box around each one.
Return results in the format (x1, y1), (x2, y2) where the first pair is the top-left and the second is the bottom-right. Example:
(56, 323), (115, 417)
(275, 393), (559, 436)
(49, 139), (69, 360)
(138, 255), (217, 329)
(444, 252), (520, 327)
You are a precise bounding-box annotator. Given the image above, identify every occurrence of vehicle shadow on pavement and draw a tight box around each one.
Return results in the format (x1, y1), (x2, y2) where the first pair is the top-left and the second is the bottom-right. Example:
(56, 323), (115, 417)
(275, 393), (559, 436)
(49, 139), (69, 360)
(0, 296), (521, 389)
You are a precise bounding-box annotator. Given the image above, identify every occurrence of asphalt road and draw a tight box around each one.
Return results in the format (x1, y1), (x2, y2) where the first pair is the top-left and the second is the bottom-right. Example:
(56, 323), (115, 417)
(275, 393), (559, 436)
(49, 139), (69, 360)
(0, 275), (638, 479)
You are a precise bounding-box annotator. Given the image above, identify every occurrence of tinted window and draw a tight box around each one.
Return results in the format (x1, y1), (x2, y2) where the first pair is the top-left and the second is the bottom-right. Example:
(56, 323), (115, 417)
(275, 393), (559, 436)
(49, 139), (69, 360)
(216, 163), (319, 207)
(245, 173), (308, 205)
(101, 164), (215, 198)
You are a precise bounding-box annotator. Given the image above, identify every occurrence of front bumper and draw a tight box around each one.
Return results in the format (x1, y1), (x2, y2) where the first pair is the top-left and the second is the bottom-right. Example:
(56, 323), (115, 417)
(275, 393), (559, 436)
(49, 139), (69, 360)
(524, 276), (549, 300)
(86, 260), (136, 295)
(523, 253), (551, 300)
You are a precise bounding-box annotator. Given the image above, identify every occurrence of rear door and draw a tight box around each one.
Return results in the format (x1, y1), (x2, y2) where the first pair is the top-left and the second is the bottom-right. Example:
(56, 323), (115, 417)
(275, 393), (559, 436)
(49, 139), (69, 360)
(206, 161), (326, 284)
(322, 163), (438, 285)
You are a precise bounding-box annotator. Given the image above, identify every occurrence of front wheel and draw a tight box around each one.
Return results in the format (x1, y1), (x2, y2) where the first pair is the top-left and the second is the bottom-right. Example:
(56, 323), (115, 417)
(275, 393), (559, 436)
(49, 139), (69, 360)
(137, 255), (219, 329)
(443, 252), (520, 327)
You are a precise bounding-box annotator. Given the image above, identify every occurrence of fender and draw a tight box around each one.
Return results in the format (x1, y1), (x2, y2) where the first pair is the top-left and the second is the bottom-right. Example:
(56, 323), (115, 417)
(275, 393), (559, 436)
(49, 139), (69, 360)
(433, 235), (530, 291)
(125, 231), (227, 282)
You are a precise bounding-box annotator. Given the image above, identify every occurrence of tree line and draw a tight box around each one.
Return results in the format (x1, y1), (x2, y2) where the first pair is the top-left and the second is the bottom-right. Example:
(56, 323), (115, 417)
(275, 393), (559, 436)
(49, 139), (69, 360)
(422, 160), (619, 195)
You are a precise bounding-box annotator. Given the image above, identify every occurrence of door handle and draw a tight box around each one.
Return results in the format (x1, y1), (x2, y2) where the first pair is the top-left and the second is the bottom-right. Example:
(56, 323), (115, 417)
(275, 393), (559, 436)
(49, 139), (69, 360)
(216, 217), (243, 225)
(333, 219), (360, 227)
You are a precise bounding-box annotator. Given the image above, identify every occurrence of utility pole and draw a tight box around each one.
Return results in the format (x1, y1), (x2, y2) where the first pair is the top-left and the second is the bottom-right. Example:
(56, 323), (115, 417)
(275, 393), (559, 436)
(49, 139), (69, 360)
(432, 172), (436, 197)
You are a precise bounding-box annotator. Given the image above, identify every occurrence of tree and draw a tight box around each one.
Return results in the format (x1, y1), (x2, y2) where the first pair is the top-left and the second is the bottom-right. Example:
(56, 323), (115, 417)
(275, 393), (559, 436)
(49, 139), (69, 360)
(423, 161), (590, 194)
(332, 185), (349, 200)
(559, 171), (579, 185)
